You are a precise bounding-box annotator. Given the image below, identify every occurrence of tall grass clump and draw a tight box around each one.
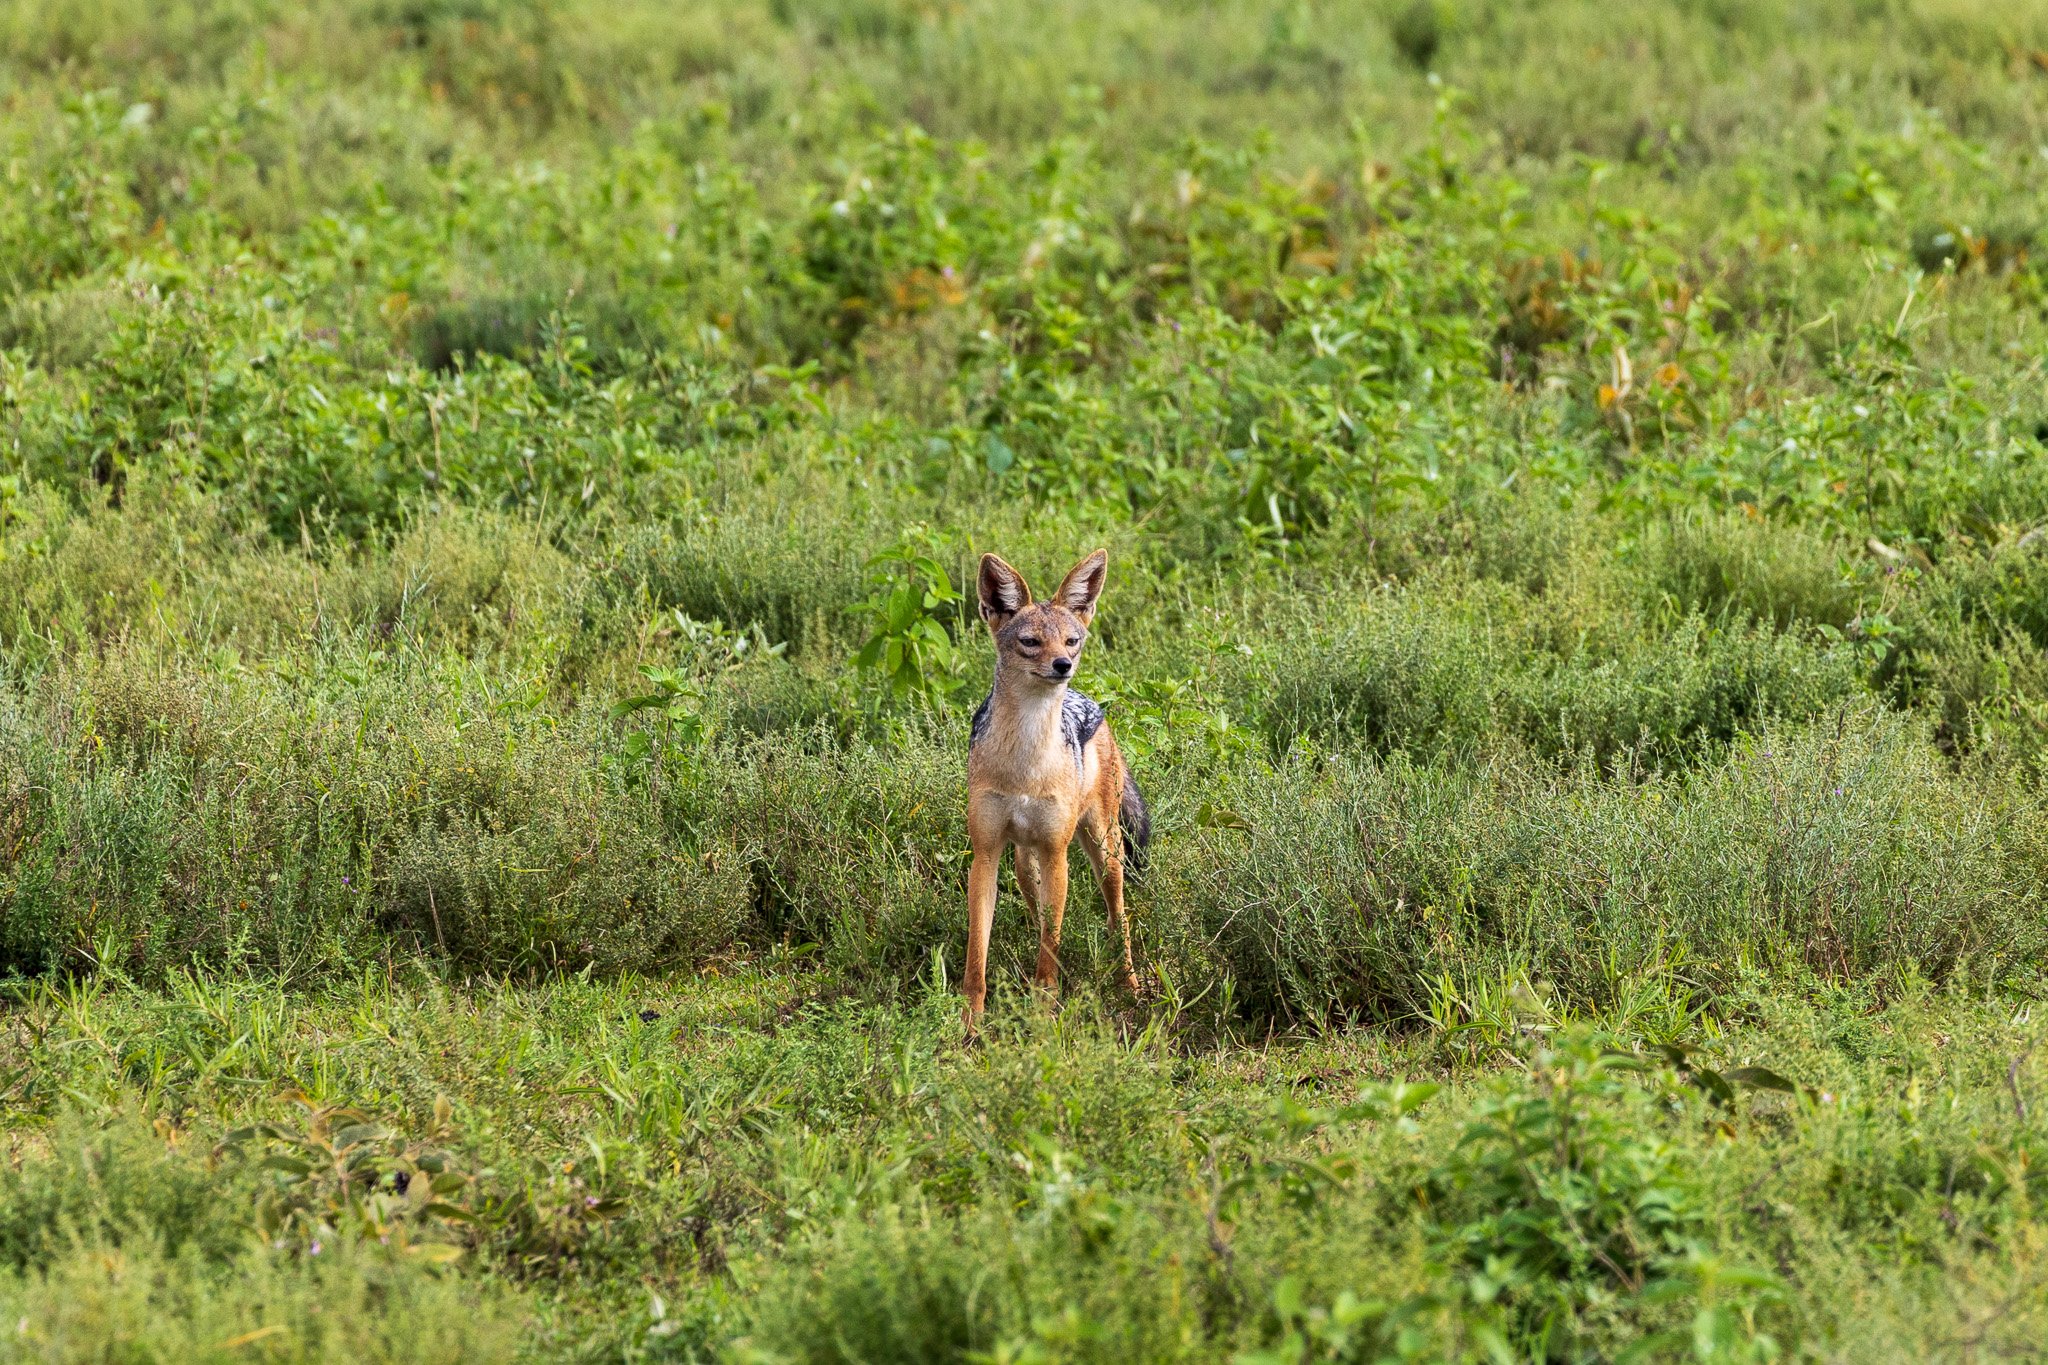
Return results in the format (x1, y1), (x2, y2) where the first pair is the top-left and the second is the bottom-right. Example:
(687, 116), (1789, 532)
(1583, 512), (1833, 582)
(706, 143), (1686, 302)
(1155, 707), (2048, 1025)
(1259, 574), (1865, 768)
(0, 650), (753, 980)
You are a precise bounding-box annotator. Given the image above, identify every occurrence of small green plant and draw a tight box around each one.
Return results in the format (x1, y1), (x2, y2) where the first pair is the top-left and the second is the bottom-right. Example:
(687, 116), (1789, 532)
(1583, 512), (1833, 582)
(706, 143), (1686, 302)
(214, 1093), (639, 1276)
(214, 1094), (481, 1264)
(1088, 670), (1249, 764)
(1236, 1277), (1461, 1364)
(662, 608), (787, 669)
(610, 665), (709, 780)
(856, 528), (966, 704)
(1217, 1082), (1441, 1221)
(1429, 1028), (1782, 1359)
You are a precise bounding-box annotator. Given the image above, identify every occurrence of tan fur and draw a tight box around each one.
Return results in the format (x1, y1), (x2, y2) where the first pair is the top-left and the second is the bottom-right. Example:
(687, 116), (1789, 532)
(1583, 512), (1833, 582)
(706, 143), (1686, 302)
(963, 549), (1140, 1029)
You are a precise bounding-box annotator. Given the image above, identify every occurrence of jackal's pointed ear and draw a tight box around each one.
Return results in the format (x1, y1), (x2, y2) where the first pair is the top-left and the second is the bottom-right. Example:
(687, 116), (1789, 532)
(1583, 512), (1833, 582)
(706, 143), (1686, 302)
(978, 553), (1032, 632)
(1053, 549), (1108, 625)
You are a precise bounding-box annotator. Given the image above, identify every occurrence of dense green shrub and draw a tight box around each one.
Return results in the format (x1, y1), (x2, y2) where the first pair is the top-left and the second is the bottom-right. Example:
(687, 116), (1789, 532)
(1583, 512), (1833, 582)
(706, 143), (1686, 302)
(1156, 709), (2047, 1024)
(1638, 511), (1859, 630)
(0, 653), (752, 979)
(1260, 579), (1864, 767)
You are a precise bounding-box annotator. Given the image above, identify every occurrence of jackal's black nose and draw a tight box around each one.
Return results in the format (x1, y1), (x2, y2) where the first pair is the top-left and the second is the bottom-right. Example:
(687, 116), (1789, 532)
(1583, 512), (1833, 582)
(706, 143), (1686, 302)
(1051, 657), (1073, 677)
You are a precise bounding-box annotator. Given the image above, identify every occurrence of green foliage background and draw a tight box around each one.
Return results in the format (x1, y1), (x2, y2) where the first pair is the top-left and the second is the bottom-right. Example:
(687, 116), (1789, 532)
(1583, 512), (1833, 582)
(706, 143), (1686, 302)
(4, 0), (2048, 1359)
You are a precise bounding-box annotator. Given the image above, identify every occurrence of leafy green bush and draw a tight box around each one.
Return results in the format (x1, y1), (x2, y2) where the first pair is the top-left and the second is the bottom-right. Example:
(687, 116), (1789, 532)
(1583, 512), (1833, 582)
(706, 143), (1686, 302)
(1425, 1031), (1780, 1360)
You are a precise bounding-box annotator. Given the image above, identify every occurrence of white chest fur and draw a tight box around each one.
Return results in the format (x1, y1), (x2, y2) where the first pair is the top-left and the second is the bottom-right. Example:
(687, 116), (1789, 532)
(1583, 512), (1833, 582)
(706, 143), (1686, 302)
(970, 685), (1098, 844)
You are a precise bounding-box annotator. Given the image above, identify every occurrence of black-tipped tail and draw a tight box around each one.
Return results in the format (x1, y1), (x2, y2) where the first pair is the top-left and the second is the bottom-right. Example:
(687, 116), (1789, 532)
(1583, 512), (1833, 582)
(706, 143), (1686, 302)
(1119, 769), (1152, 879)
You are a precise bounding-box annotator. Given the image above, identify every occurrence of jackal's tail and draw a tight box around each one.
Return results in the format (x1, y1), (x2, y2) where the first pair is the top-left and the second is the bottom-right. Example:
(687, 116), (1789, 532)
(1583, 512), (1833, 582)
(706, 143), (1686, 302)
(1119, 768), (1152, 880)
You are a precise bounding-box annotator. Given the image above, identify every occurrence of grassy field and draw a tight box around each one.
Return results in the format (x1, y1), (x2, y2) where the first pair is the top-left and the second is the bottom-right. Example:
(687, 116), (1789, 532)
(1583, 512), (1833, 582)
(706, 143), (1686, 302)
(5, 0), (2048, 1358)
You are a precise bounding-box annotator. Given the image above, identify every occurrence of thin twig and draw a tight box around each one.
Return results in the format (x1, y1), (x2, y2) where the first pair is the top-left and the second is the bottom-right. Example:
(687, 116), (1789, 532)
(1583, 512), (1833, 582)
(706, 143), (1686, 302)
(2007, 1042), (2036, 1124)
(427, 885), (448, 958)
(1737, 1155), (1791, 1210)
(1202, 1154), (1234, 1271)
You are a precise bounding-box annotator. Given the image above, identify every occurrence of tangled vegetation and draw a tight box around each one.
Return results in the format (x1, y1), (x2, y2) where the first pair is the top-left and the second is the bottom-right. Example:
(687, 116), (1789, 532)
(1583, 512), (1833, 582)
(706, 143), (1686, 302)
(4, 0), (2048, 1358)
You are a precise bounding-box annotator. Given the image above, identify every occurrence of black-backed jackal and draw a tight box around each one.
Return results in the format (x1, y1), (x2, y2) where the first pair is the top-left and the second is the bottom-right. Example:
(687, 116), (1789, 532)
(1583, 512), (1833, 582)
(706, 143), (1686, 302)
(963, 549), (1151, 1028)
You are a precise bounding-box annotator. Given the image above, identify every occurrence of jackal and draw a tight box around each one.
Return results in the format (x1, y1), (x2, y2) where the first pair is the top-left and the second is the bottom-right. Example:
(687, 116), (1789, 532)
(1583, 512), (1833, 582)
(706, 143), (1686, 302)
(963, 549), (1150, 1027)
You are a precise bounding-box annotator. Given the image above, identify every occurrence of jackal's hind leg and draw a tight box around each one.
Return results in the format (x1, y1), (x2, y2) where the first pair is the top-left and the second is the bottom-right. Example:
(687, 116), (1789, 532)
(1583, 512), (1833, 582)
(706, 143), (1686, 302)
(1016, 844), (1050, 995)
(1015, 845), (1042, 916)
(1080, 821), (1140, 997)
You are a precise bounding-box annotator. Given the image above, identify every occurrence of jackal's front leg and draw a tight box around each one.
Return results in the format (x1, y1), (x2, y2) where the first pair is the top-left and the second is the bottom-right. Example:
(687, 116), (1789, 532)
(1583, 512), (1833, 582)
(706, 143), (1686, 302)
(963, 840), (1001, 1028)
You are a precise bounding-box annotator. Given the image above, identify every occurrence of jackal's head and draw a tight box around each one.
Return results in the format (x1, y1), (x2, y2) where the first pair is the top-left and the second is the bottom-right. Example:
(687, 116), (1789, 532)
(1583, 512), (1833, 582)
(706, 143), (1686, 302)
(977, 550), (1107, 687)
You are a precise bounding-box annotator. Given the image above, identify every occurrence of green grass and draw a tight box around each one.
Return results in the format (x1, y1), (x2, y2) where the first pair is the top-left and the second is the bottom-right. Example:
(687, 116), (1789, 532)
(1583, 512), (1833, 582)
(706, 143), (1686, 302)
(6, 0), (2048, 1357)
(3, 968), (2046, 1361)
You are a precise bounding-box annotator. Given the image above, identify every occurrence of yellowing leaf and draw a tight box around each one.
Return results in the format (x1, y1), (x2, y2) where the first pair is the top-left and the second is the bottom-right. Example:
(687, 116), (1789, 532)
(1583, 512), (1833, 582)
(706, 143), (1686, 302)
(216, 1325), (286, 1350)
(405, 1242), (466, 1264)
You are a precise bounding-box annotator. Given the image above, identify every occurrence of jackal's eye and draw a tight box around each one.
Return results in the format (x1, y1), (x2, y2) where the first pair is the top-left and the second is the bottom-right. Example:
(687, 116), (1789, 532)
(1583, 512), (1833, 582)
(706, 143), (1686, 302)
(1018, 636), (1042, 649)
(1065, 637), (1080, 647)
